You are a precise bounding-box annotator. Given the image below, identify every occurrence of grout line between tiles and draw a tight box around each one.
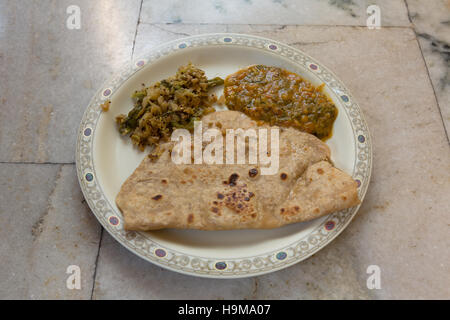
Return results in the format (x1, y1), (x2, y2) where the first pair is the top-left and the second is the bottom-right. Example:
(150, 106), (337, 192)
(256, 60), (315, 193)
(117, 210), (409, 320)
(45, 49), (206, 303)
(403, 0), (413, 24)
(138, 21), (414, 29)
(90, 227), (104, 300)
(151, 24), (190, 36)
(131, 0), (144, 61)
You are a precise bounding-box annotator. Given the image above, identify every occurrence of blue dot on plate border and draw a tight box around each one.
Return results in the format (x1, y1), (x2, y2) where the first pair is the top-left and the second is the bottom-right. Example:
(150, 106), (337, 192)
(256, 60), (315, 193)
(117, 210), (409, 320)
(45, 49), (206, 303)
(155, 248), (167, 258)
(178, 43), (187, 49)
(276, 252), (287, 260)
(325, 220), (335, 231)
(109, 216), (119, 226)
(341, 95), (349, 102)
(85, 173), (93, 182)
(269, 44), (277, 50)
(103, 88), (111, 97)
(223, 37), (232, 43)
(215, 261), (227, 270)
(83, 128), (92, 136)
(358, 135), (366, 143)
(309, 63), (318, 70)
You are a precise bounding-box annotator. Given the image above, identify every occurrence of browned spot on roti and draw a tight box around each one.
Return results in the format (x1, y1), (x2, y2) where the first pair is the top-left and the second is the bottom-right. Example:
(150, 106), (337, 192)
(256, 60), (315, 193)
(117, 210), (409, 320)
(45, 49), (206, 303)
(161, 179), (167, 184)
(317, 168), (324, 175)
(280, 173), (288, 180)
(152, 194), (162, 201)
(249, 168), (258, 177)
(341, 196), (347, 201)
(220, 184), (257, 218)
(217, 193), (224, 199)
(211, 207), (219, 213)
(294, 206), (300, 212)
(314, 208), (320, 214)
(181, 180), (186, 184)
(228, 173), (239, 186)
(281, 207), (295, 217)
(187, 214), (194, 223)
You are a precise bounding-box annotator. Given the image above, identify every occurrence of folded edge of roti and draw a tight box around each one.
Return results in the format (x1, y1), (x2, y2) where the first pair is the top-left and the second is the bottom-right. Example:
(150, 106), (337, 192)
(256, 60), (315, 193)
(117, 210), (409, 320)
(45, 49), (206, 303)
(116, 111), (360, 231)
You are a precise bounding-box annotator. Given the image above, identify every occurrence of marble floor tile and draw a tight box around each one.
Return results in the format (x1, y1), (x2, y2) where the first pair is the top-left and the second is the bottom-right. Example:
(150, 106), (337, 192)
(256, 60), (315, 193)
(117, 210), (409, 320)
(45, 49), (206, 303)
(0, 164), (101, 299)
(406, 0), (450, 136)
(140, 0), (410, 26)
(27, 165), (102, 299)
(133, 23), (227, 59)
(90, 24), (449, 299)
(92, 232), (255, 300)
(253, 240), (372, 299)
(0, 164), (60, 299)
(0, 0), (142, 163)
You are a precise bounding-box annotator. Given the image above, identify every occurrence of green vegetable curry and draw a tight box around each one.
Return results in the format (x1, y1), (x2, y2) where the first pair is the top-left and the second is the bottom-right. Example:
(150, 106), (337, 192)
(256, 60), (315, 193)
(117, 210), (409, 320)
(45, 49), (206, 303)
(224, 65), (337, 140)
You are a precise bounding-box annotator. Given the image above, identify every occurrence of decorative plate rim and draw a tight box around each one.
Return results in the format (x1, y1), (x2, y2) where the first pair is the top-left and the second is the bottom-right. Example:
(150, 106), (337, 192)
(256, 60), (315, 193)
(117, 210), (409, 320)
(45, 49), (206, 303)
(76, 33), (372, 279)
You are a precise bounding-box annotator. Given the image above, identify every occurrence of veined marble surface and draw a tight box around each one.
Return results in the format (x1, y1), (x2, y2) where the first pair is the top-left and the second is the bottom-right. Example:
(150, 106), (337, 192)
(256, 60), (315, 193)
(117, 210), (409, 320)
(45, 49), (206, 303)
(0, 0), (449, 300)
(140, 0), (410, 26)
(406, 0), (450, 135)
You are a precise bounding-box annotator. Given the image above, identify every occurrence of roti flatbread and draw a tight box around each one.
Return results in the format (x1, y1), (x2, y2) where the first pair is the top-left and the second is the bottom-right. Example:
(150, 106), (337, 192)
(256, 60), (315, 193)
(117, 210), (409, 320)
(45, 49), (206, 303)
(116, 111), (360, 231)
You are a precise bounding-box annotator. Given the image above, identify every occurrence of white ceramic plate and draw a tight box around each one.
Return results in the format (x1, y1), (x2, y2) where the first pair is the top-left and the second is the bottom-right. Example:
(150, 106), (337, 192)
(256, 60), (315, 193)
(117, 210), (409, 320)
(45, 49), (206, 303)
(76, 34), (372, 278)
